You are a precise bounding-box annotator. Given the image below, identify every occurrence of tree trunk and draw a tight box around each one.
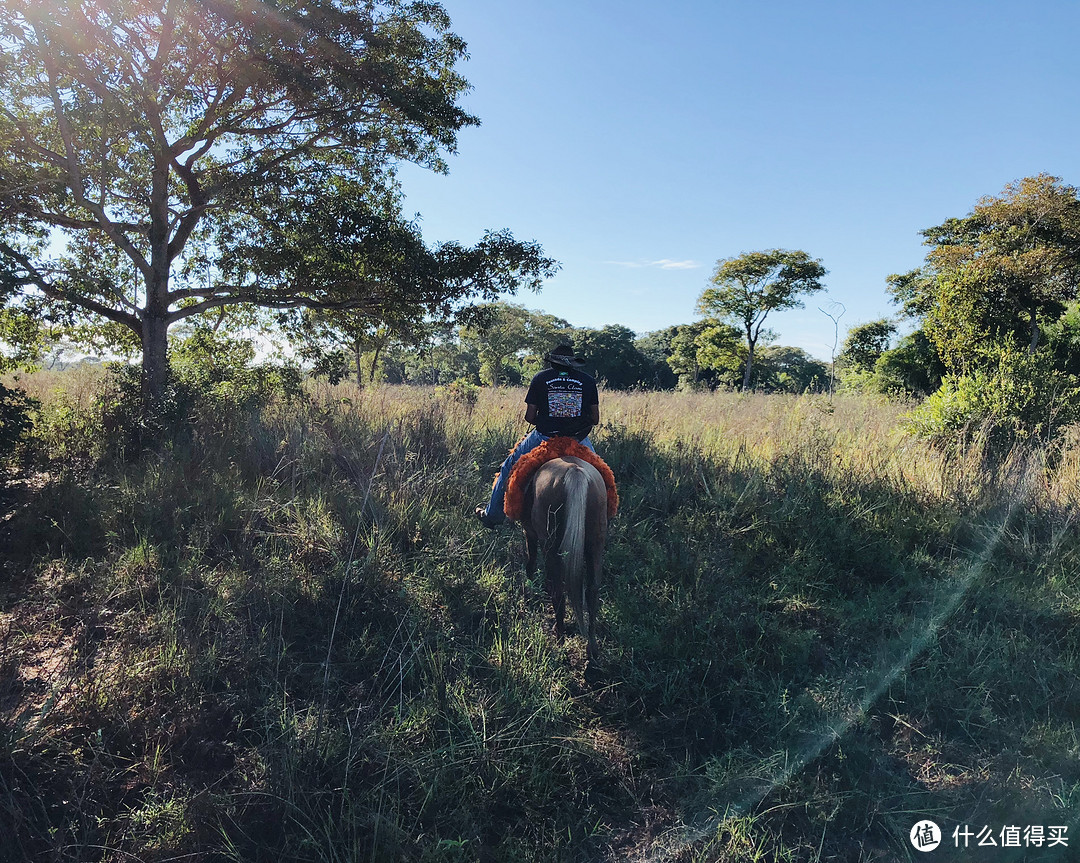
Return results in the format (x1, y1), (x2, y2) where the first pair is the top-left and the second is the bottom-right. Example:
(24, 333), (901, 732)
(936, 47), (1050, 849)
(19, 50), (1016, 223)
(354, 339), (364, 389)
(141, 312), (169, 406)
(143, 153), (173, 410)
(369, 342), (383, 383)
(742, 342), (755, 392)
(1029, 308), (1040, 354)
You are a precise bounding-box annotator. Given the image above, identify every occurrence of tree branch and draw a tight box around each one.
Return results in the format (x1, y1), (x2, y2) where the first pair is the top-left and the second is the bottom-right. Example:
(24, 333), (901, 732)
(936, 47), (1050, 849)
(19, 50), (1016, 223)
(22, 206), (145, 234)
(0, 107), (70, 170)
(165, 289), (390, 324)
(28, 27), (154, 284)
(0, 240), (142, 333)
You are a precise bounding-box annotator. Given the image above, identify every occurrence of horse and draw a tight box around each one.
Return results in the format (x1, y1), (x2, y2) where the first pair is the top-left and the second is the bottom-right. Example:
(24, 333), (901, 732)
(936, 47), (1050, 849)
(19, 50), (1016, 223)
(520, 455), (609, 661)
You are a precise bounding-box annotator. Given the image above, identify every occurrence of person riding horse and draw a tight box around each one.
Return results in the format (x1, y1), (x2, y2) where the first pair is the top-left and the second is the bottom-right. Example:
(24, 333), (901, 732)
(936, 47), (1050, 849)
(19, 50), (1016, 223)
(475, 344), (599, 528)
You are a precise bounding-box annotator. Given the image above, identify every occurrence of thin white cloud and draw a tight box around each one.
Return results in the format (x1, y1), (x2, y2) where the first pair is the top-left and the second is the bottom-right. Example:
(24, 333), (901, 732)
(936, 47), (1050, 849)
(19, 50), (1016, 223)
(654, 259), (702, 270)
(603, 258), (702, 270)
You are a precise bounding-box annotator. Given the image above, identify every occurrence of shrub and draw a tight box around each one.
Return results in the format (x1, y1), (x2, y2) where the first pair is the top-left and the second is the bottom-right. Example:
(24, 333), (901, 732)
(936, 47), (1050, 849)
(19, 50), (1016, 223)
(839, 330), (944, 398)
(905, 346), (1080, 449)
(0, 381), (36, 464)
(436, 376), (480, 407)
(30, 330), (306, 464)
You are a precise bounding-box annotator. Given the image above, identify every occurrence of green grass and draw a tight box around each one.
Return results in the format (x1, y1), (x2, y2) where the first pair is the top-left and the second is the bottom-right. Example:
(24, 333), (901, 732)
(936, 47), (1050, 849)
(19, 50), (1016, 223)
(1, 379), (1079, 861)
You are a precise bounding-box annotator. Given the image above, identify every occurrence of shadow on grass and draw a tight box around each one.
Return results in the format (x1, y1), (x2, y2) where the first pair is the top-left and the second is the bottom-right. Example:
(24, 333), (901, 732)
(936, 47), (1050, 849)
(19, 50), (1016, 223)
(0, 403), (1077, 862)
(592, 423), (1080, 862)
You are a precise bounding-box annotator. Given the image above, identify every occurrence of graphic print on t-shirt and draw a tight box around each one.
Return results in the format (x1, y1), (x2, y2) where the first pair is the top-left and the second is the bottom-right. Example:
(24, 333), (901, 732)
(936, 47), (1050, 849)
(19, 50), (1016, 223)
(548, 389), (582, 418)
(525, 368), (596, 438)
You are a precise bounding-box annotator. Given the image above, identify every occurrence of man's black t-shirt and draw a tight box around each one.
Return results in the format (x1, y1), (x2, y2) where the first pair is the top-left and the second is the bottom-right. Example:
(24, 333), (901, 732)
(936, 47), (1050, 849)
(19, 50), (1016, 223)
(525, 367), (599, 439)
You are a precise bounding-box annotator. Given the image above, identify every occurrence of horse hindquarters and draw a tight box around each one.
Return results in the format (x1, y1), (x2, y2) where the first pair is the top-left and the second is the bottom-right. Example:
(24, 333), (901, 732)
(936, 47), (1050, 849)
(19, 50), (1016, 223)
(557, 463), (611, 661)
(527, 457), (608, 661)
(558, 465), (590, 646)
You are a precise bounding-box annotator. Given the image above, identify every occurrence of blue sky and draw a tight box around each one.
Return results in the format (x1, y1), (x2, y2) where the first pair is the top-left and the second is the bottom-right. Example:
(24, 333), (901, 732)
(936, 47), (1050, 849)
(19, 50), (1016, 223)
(397, 0), (1080, 360)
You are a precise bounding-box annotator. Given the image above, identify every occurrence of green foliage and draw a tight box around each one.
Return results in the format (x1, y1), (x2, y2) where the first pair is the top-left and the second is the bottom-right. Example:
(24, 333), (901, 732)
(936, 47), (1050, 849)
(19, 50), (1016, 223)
(699, 249), (827, 391)
(752, 345), (830, 393)
(887, 177), (1080, 444)
(29, 330), (306, 463)
(571, 324), (654, 389)
(281, 305), (422, 387)
(307, 348), (352, 385)
(838, 319), (896, 374)
(700, 250), (828, 340)
(168, 329), (304, 413)
(663, 324), (823, 392)
(905, 345), (1080, 448)
(1044, 300), (1080, 377)
(836, 320), (944, 398)
(666, 320), (742, 390)
(693, 322), (745, 382)
(632, 328), (680, 389)
(0, 379), (35, 462)
(885, 266), (938, 321)
(0, 302), (51, 370)
(868, 330), (945, 398)
(459, 302), (570, 387)
(905, 175), (1080, 374)
(335, 313), (831, 395)
(435, 376), (480, 406)
(0, 0), (555, 408)
(227, 194), (559, 341)
(665, 323), (707, 389)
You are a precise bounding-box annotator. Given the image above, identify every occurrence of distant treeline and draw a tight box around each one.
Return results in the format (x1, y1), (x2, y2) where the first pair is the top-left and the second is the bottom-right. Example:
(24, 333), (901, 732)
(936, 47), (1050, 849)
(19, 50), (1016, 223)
(292, 301), (834, 394)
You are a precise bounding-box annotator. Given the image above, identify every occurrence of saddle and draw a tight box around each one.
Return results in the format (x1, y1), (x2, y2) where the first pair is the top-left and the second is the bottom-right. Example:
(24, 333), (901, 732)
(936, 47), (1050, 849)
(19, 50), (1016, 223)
(503, 436), (619, 522)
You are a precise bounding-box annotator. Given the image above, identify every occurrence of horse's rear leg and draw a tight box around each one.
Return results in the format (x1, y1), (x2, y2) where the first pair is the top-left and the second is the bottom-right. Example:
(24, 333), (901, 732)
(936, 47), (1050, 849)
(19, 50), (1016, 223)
(566, 565), (586, 642)
(525, 529), (538, 578)
(585, 545), (604, 661)
(544, 552), (566, 639)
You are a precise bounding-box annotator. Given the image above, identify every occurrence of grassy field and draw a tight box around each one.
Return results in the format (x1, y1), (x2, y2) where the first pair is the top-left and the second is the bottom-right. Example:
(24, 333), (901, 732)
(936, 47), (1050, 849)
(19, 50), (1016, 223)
(1, 373), (1079, 861)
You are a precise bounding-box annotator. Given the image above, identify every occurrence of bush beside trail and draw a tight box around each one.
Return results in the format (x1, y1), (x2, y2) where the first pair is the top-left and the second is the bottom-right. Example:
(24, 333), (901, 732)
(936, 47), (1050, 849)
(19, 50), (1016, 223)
(1, 376), (1078, 862)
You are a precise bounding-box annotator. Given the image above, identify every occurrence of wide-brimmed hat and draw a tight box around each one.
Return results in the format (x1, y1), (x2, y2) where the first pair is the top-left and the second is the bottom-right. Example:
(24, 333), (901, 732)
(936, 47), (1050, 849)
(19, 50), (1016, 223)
(544, 344), (586, 370)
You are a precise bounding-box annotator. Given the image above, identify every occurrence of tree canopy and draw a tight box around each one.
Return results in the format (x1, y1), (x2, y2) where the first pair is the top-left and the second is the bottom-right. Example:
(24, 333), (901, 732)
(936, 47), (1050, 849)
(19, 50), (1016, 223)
(698, 249), (827, 391)
(752, 345), (829, 393)
(0, 0), (555, 406)
(632, 327), (679, 389)
(458, 302), (571, 387)
(838, 319), (896, 375)
(890, 174), (1080, 373)
(572, 325), (654, 389)
(890, 175), (1080, 444)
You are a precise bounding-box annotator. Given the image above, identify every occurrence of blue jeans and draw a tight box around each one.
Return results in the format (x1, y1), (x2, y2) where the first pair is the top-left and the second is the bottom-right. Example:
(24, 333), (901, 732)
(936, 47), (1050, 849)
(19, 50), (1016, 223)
(482, 430), (595, 524)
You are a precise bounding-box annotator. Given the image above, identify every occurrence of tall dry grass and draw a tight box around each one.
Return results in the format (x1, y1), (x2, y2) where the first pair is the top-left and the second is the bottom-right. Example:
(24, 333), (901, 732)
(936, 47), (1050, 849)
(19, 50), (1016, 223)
(0, 374), (1077, 862)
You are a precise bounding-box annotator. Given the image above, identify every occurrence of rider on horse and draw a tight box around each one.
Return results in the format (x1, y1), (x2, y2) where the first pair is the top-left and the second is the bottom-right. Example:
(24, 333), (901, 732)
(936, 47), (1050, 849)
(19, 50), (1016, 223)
(475, 344), (599, 528)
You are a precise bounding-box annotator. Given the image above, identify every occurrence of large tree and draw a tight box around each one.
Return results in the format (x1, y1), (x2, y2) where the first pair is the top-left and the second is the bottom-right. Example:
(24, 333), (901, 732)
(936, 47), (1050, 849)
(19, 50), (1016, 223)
(0, 0), (555, 406)
(457, 302), (522, 387)
(753, 345), (829, 393)
(283, 305), (420, 387)
(698, 249), (827, 391)
(889, 174), (1080, 374)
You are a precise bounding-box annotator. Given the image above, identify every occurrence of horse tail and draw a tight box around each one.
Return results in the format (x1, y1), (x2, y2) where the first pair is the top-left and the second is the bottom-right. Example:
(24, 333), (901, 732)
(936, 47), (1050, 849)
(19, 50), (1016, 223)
(560, 465), (589, 633)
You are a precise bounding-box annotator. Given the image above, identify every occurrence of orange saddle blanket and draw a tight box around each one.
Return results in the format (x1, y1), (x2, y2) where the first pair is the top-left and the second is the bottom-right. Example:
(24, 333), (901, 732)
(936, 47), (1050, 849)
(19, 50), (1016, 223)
(502, 436), (619, 522)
